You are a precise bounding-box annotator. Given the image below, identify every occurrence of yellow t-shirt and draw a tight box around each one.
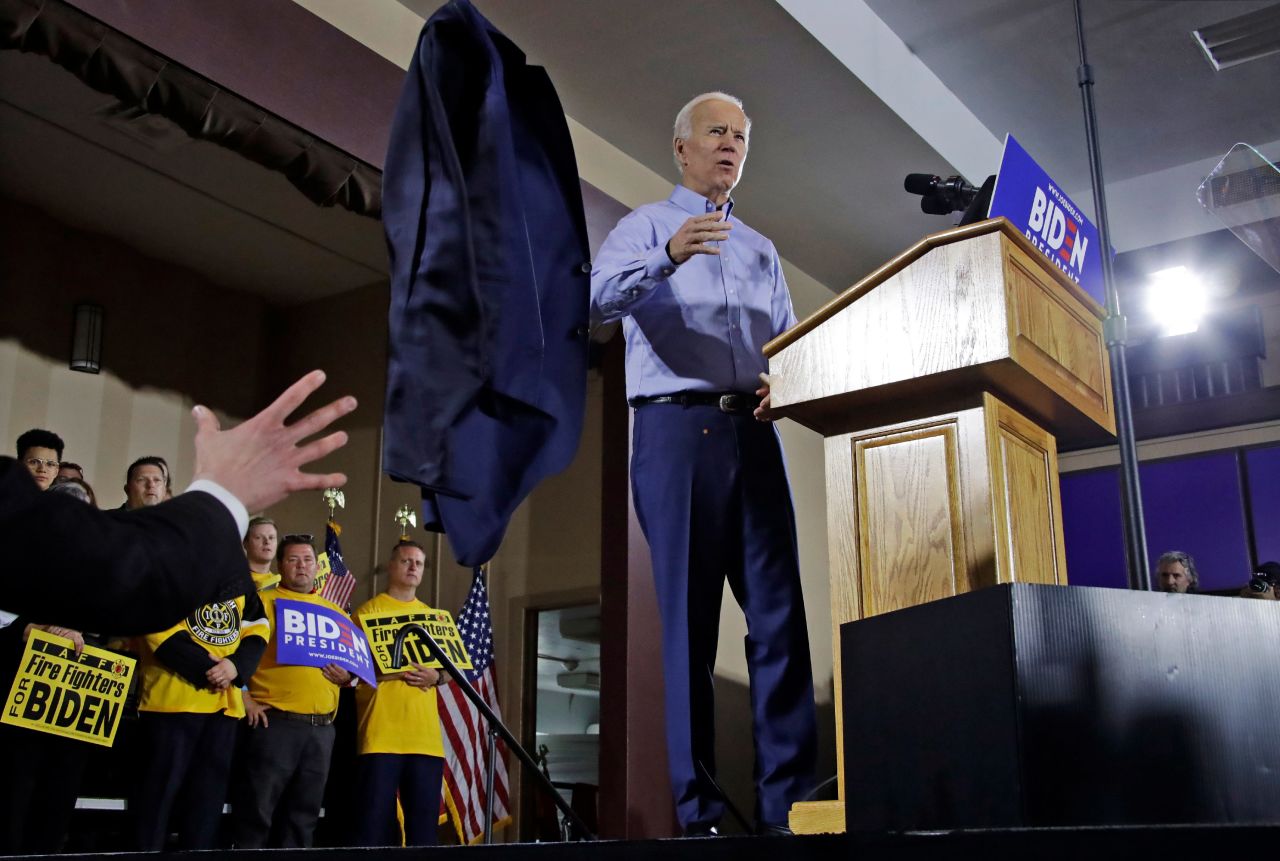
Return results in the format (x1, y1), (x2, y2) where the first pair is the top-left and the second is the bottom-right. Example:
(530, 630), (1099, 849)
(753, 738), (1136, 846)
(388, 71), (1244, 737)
(138, 594), (270, 717)
(354, 593), (445, 757)
(252, 571), (280, 592)
(249, 588), (345, 715)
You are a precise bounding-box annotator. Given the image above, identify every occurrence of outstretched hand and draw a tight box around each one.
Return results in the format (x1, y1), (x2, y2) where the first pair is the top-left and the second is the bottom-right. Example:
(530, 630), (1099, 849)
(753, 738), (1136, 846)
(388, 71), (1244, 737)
(666, 211), (732, 265)
(190, 370), (357, 513)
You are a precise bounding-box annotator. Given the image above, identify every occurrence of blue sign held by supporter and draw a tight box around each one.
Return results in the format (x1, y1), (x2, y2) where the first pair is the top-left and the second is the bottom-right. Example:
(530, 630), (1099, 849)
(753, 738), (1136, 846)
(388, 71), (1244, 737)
(988, 134), (1107, 306)
(273, 598), (378, 687)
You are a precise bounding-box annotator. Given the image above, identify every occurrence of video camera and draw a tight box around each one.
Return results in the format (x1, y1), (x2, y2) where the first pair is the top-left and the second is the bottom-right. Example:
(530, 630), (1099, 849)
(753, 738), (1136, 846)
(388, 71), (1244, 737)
(1247, 561), (1280, 594)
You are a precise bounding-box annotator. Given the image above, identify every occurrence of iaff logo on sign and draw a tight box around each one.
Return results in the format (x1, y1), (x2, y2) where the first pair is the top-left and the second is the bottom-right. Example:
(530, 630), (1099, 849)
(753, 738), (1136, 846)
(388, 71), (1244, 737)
(359, 610), (473, 675)
(1, 630), (135, 747)
(273, 598), (378, 686)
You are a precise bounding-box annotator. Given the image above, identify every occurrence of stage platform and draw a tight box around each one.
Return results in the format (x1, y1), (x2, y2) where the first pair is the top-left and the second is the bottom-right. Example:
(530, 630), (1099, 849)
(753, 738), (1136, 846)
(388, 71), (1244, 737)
(18, 826), (1276, 860)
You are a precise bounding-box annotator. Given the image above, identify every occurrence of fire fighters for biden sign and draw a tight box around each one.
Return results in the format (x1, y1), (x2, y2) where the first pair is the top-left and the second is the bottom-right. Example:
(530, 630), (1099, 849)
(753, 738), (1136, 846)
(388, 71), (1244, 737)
(274, 598), (378, 687)
(2, 630), (135, 747)
(987, 134), (1106, 306)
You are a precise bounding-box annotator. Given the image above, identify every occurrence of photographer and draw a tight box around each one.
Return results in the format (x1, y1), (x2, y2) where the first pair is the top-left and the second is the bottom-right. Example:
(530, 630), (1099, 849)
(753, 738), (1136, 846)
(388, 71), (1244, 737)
(1239, 561), (1280, 601)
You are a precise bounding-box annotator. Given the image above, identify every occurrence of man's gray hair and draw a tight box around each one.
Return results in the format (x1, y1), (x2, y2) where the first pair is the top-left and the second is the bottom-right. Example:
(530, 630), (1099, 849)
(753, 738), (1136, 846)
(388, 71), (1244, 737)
(1156, 550), (1199, 590)
(672, 91), (751, 174)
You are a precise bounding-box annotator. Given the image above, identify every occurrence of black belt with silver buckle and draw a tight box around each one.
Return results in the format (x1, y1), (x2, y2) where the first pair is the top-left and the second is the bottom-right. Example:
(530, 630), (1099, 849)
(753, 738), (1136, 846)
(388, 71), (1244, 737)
(270, 709), (334, 726)
(629, 391), (756, 415)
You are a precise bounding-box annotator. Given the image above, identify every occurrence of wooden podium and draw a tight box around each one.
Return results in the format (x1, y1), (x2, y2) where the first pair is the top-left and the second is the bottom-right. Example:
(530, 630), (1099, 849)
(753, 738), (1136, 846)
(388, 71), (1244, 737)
(766, 218), (1117, 834)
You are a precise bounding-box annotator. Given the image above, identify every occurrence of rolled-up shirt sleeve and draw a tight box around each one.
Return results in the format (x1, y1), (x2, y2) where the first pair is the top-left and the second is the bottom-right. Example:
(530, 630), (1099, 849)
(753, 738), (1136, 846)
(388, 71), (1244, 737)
(590, 213), (679, 325)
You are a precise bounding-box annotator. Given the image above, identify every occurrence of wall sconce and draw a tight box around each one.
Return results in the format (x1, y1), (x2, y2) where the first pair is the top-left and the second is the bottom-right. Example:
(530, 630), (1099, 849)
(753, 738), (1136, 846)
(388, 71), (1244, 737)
(70, 303), (104, 374)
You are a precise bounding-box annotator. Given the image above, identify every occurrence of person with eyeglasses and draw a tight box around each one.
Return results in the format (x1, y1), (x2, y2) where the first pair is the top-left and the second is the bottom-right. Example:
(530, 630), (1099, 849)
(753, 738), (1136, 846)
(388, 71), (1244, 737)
(1, 370), (357, 634)
(16, 429), (63, 491)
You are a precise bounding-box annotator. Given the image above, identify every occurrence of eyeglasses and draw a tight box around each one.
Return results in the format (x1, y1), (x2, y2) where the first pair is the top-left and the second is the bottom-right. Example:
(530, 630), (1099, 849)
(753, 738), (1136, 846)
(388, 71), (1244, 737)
(24, 457), (60, 470)
(281, 533), (314, 544)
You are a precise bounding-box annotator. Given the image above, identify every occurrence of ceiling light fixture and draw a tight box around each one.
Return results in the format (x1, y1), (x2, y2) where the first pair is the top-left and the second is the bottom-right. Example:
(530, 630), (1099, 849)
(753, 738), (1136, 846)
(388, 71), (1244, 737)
(70, 303), (104, 373)
(1192, 4), (1280, 71)
(1146, 266), (1207, 337)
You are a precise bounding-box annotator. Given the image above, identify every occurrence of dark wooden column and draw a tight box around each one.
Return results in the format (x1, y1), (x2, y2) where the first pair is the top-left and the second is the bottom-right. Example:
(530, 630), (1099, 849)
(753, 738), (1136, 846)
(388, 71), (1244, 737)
(597, 335), (678, 839)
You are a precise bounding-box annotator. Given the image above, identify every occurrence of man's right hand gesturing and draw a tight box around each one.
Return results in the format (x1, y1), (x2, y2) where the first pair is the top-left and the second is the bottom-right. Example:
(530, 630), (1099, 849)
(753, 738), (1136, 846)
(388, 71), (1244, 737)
(665, 211), (733, 265)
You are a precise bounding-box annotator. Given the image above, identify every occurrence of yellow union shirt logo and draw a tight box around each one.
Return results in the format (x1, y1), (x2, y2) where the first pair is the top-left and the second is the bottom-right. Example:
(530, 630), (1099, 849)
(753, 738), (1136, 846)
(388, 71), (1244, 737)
(2, 630), (135, 747)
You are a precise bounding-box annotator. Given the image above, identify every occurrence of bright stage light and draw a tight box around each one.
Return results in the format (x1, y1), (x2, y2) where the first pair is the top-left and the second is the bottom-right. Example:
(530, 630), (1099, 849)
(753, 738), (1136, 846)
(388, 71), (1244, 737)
(1146, 266), (1207, 336)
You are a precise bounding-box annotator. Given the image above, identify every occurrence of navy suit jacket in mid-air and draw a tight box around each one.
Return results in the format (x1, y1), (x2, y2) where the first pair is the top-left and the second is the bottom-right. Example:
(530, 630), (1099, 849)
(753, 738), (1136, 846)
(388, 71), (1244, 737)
(382, 0), (590, 567)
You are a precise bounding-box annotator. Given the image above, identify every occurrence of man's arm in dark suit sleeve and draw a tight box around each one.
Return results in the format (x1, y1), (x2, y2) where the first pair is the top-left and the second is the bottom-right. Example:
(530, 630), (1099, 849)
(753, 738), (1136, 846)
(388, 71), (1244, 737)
(153, 631), (218, 688)
(0, 457), (253, 635)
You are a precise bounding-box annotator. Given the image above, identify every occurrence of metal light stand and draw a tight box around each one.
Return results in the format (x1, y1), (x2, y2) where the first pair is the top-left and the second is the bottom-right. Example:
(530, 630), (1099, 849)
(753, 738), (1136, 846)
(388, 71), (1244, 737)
(1073, 0), (1152, 591)
(390, 624), (596, 842)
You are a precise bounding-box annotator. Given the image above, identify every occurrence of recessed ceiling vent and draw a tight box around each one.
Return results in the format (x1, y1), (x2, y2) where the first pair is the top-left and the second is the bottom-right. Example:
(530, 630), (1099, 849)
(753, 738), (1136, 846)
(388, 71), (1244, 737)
(1192, 3), (1280, 71)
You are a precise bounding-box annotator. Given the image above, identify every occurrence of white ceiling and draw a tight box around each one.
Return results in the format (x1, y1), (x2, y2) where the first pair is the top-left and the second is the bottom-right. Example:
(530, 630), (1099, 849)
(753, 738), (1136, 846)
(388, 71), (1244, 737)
(403, 0), (960, 293)
(858, 0), (1280, 252)
(398, 0), (1280, 293)
(2, 0), (1277, 308)
(863, 0), (1280, 184)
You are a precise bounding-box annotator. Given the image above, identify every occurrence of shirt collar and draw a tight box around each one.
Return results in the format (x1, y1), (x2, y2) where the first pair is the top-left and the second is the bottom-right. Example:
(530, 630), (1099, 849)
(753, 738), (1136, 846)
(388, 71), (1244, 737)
(670, 184), (734, 220)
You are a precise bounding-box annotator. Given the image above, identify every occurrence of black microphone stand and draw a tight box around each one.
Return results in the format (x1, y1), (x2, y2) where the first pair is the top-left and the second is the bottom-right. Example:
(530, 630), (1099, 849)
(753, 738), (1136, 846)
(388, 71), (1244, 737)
(390, 623), (596, 843)
(1073, 0), (1152, 591)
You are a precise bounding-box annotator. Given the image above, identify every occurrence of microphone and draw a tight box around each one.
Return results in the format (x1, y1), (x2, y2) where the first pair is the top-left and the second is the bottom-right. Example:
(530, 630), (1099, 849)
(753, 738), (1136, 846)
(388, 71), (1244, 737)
(903, 172), (981, 216)
(903, 173), (942, 196)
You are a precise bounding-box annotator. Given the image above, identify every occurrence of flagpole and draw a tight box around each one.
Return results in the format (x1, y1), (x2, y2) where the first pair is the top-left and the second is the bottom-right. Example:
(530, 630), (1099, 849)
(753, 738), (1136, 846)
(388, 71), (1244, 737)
(483, 728), (498, 843)
(390, 623), (596, 841)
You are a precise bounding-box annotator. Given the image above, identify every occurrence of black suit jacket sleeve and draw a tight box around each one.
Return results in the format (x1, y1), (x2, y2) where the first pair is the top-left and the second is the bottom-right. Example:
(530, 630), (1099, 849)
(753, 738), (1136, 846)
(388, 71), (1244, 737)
(0, 457), (254, 635)
(229, 635), (267, 685)
(153, 630), (218, 688)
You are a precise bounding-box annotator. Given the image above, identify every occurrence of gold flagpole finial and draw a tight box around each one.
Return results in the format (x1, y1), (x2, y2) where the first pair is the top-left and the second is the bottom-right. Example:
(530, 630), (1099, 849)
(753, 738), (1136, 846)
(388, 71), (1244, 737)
(394, 504), (417, 540)
(323, 488), (346, 521)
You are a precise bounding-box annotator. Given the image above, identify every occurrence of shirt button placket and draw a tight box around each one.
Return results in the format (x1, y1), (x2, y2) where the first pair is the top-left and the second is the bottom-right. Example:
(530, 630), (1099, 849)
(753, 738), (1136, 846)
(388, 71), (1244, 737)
(720, 243), (740, 382)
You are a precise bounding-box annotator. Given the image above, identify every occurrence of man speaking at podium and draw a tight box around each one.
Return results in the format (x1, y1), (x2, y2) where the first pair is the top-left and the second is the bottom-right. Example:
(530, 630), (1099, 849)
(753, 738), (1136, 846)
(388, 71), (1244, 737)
(591, 92), (816, 836)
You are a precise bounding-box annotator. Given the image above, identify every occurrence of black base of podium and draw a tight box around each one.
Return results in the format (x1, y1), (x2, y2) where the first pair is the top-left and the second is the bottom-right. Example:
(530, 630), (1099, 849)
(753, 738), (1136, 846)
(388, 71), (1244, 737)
(841, 583), (1280, 831)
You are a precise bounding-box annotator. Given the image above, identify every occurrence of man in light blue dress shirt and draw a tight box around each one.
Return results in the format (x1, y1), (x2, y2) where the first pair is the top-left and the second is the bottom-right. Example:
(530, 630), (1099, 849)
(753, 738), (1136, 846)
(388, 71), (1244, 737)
(591, 92), (817, 836)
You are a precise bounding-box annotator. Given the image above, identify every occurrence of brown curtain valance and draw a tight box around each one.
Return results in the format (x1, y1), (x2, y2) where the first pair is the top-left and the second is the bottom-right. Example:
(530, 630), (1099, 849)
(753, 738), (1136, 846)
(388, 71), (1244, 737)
(0, 0), (382, 217)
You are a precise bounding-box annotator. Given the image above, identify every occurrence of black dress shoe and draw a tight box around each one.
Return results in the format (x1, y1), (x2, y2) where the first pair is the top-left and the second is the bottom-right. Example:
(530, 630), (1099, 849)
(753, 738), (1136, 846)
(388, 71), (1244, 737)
(756, 823), (794, 837)
(683, 824), (722, 837)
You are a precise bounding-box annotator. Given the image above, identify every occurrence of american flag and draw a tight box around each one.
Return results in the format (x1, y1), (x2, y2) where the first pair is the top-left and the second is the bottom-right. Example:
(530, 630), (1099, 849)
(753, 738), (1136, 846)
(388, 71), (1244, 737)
(439, 567), (510, 843)
(318, 520), (355, 611)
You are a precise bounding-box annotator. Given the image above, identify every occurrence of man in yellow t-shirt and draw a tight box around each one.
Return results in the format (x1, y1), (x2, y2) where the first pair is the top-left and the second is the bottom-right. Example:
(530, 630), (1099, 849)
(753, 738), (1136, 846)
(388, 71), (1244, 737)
(351, 540), (447, 846)
(229, 535), (354, 849)
(244, 516), (281, 592)
(133, 588), (270, 850)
